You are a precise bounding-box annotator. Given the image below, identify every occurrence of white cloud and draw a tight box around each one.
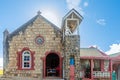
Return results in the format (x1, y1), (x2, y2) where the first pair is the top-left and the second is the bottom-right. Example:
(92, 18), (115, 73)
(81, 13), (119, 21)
(0, 58), (3, 69)
(96, 19), (106, 26)
(66, 0), (84, 15)
(66, 0), (81, 9)
(84, 2), (88, 7)
(40, 8), (62, 27)
(105, 43), (120, 55)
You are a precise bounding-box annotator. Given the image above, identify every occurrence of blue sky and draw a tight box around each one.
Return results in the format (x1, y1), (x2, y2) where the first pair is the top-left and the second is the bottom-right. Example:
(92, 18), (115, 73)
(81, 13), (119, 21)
(0, 0), (120, 62)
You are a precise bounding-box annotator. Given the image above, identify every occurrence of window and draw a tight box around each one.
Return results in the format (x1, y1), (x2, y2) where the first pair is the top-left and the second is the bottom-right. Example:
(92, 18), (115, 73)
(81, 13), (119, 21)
(35, 35), (44, 45)
(17, 47), (35, 70)
(22, 51), (31, 69)
(80, 59), (90, 70)
(93, 60), (101, 71)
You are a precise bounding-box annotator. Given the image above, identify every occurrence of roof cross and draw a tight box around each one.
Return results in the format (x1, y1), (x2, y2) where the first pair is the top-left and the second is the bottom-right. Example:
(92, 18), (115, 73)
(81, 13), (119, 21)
(37, 11), (41, 15)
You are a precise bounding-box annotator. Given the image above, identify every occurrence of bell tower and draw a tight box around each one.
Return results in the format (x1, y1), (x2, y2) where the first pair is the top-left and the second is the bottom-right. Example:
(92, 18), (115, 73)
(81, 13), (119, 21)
(62, 9), (83, 80)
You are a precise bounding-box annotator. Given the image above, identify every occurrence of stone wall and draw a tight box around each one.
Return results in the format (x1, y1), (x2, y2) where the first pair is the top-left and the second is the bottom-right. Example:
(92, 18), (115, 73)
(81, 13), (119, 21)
(64, 35), (80, 80)
(3, 29), (9, 72)
(4, 16), (62, 78)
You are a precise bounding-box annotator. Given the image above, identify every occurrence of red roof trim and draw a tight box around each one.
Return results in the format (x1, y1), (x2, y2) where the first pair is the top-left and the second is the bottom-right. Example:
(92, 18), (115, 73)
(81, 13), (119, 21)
(97, 49), (108, 56)
(80, 56), (111, 60)
(89, 46), (108, 56)
(111, 57), (120, 60)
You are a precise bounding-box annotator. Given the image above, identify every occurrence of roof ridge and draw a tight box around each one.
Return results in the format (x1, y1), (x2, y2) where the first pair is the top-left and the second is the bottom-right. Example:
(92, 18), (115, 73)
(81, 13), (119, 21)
(97, 49), (108, 56)
(9, 14), (39, 39)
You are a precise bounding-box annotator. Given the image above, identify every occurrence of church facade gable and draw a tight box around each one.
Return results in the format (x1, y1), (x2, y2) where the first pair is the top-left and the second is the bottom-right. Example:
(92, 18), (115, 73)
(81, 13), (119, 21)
(4, 12), (62, 78)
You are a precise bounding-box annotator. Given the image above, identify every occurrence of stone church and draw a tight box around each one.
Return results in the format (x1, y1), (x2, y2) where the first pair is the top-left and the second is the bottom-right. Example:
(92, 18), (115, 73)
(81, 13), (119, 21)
(3, 9), (112, 80)
(3, 9), (82, 80)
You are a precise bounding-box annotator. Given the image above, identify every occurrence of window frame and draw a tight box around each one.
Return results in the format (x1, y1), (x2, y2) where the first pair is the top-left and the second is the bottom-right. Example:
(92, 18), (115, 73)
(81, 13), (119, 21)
(22, 50), (31, 69)
(35, 35), (44, 45)
(17, 47), (35, 70)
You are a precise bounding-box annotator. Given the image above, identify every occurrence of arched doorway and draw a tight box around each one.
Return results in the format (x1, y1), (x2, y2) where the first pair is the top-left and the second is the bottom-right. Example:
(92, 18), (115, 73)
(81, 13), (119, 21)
(45, 53), (60, 77)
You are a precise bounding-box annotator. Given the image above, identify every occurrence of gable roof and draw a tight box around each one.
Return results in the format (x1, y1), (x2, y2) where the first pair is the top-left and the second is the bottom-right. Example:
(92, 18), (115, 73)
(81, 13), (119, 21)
(63, 8), (83, 20)
(109, 52), (120, 61)
(80, 47), (110, 59)
(109, 52), (120, 57)
(8, 12), (61, 40)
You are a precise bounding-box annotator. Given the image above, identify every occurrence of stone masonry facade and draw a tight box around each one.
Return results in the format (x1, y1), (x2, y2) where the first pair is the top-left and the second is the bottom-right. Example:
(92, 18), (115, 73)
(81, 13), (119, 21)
(4, 15), (62, 78)
(3, 9), (82, 80)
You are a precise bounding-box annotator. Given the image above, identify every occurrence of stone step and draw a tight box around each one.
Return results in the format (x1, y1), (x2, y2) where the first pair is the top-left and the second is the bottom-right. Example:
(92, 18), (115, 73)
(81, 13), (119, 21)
(0, 77), (40, 80)
(43, 77), (64, 80)
(0, 77), (64, 80)
(43, 79), (64, 80)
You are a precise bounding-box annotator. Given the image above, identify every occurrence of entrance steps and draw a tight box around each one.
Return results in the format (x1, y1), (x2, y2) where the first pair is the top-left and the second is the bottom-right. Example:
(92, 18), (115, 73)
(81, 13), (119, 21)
(43, 77), (64, 80)
(43, 79), (64, 80)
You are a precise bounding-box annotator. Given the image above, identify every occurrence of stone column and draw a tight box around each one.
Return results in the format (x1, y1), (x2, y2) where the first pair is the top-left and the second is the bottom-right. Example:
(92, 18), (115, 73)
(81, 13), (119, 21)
(64, 35), (80, 80)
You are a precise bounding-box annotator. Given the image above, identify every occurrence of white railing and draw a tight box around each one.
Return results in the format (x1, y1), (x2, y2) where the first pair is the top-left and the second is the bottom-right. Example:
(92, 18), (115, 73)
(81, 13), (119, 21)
(93, 71), (110, 78)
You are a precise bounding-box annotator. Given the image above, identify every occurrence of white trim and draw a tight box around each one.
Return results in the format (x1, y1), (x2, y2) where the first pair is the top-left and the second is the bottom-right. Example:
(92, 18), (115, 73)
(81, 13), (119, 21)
(63, 9), (83, 20)
(65, 19), (79, 35)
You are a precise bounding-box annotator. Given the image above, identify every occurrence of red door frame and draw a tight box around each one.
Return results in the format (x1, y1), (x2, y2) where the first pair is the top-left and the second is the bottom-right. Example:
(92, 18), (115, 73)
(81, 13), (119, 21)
(42, 51), (63, 78)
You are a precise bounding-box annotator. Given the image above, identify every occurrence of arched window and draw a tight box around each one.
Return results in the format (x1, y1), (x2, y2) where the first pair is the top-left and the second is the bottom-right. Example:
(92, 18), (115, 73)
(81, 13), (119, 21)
(22, 51), (31, 69)
(17, 48), (35, 70)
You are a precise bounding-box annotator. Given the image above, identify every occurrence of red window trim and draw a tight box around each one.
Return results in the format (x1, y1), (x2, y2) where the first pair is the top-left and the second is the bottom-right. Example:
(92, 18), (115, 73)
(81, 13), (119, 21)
(17, 47), (35, 70)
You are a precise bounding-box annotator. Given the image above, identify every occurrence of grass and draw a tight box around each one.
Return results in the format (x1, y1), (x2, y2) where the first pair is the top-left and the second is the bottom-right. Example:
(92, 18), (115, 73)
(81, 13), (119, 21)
(0, 70), (3, 75)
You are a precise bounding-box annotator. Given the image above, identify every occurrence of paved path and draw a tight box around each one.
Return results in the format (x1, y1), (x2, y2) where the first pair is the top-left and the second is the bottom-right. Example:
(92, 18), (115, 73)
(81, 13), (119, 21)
(0, 77), (64, 80)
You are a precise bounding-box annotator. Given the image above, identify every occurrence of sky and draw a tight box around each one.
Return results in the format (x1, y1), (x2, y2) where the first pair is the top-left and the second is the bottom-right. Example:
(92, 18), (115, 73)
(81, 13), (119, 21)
(0, 0), (120, 68)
